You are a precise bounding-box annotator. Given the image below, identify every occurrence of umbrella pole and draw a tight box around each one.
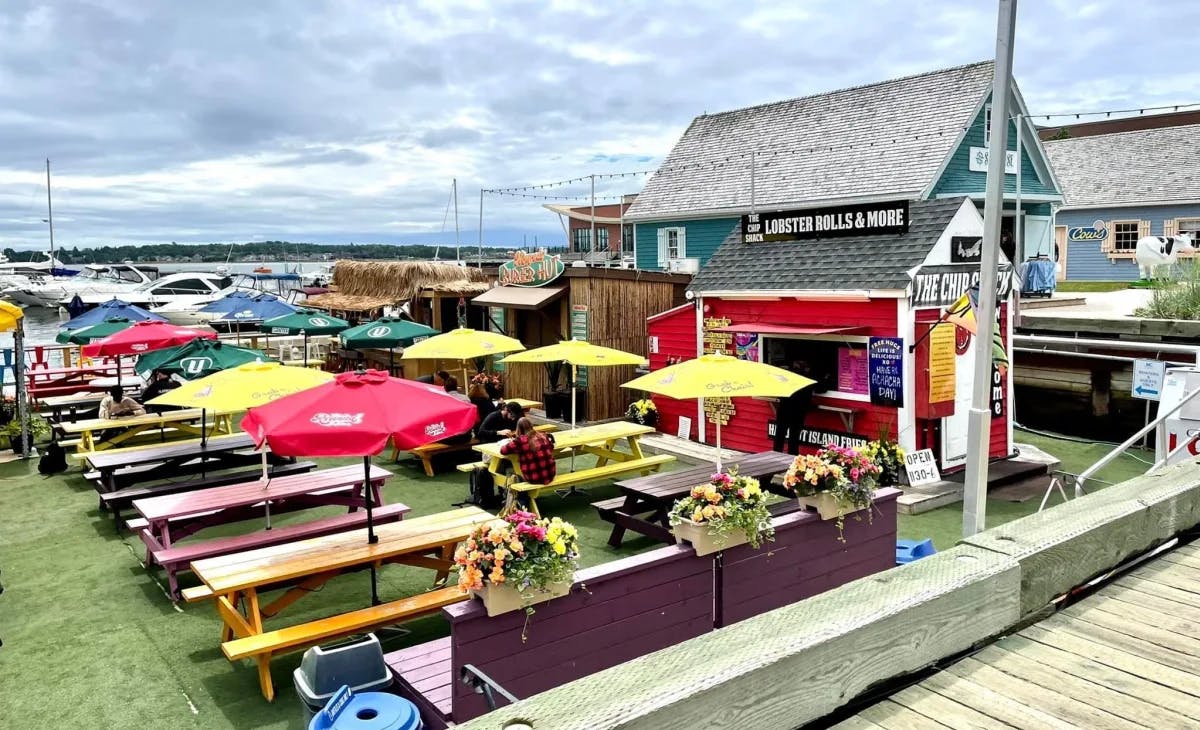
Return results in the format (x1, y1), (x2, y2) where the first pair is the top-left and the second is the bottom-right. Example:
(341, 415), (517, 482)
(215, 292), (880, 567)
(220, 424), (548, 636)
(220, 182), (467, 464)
(117, 354), (121, 387)
(716, 419), (723, 473)
(559, 364), (585, 498)
(365, 455), (380, 606)
(304, 332), (309, 366)
(389, 348), (394, 377)
(262, 446), (272, 530)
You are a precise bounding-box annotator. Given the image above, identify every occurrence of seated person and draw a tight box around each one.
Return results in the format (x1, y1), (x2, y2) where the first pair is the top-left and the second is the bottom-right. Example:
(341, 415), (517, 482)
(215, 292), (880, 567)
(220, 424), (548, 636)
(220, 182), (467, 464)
(99, 385), (146, 420)
(440, 375), (474, 444)
(500, 417), (557, 485)
(468, 382), (499, 422)
(141, 370), (181, 413)
(416, 369), (450, 386)
(477, 401), (524, 443)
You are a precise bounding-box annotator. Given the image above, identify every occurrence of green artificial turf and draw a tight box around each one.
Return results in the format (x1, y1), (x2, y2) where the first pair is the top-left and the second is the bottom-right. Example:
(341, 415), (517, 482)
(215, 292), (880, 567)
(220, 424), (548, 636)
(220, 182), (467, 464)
(1054, 281), (1131, 293)
(0, 430), (1153, 727)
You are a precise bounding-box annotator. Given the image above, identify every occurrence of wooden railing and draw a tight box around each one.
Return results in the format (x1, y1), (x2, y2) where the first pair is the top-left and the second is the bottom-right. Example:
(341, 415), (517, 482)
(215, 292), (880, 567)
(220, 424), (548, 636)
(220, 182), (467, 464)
(453, 460), (1200, 730)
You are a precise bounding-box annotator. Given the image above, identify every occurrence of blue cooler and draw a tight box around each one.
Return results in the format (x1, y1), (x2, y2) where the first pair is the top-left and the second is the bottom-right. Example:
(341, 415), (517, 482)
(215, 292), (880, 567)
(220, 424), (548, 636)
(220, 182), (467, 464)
(309, 686), (422, 730)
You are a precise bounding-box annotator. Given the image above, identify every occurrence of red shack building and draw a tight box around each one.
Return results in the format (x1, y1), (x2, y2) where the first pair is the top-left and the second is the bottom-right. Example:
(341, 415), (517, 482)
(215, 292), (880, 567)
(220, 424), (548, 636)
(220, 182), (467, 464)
(645, 196), (1015, 472)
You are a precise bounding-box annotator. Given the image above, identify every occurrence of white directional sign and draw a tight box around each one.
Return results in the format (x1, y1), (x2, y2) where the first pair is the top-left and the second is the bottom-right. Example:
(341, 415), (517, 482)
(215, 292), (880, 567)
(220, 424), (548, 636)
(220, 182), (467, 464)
(1132, 359), (1167, 401)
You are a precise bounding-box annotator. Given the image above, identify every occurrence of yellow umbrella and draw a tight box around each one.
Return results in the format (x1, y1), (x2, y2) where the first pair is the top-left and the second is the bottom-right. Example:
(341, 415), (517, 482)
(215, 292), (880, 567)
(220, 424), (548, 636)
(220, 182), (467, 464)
(400, 327), (525, 388)
(148, 361), (334, 527)
(621, 353), (815, 470)
(0, 300), (23, 332)
(502, 339), (644, 430)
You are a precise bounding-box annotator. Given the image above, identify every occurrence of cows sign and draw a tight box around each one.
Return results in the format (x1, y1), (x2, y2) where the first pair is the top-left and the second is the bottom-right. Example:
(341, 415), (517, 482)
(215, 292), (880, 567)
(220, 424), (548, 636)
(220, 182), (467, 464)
(1067, 220), (1108, 243)
(498, 250), (565, 287)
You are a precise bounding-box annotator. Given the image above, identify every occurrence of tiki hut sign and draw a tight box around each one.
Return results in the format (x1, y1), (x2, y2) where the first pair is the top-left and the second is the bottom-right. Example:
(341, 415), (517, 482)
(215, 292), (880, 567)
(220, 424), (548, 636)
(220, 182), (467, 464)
(498, 250), (565, 287)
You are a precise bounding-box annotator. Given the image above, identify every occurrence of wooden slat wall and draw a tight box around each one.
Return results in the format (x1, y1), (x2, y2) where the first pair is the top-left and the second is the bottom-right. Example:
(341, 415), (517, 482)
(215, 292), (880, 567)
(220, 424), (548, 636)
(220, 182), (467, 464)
(719, 493), (899, 626)
(447, 545), (713, 723)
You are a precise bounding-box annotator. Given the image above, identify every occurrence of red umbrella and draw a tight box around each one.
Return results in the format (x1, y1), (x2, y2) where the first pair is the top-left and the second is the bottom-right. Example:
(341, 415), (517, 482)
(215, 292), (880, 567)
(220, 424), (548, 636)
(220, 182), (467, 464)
(240, 369), (476, 603)
(81, 320), (216, 385)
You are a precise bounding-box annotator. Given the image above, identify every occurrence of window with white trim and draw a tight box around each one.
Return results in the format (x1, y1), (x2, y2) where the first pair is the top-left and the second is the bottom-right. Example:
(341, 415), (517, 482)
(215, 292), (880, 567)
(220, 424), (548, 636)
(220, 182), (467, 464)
(763, 334), (871, 401)
(656, 226), (687, 267)
(1112, 221), (1140, 251)
(984, 103), (992, 146)
(1177, 218), (1200, 242)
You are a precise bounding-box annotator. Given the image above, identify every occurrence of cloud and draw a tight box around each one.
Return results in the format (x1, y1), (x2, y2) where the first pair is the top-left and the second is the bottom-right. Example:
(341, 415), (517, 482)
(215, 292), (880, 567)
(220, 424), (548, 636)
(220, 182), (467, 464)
(0, 0), (1196, 249)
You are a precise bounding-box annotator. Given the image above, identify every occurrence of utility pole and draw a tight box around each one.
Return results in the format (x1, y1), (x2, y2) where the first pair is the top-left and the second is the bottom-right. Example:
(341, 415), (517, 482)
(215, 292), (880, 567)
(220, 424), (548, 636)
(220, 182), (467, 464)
(590, 174), (597, 263)
(963, 0), (1018, 538)
(45, 159), (55, 264)
(453, 178), (460, 263)
(477, 189), (483, 268)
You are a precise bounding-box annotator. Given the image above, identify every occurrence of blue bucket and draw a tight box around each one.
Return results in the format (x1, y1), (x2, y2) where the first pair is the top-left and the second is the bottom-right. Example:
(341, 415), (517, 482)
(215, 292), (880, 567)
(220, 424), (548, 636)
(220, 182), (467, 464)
(309, 686), (422, 730)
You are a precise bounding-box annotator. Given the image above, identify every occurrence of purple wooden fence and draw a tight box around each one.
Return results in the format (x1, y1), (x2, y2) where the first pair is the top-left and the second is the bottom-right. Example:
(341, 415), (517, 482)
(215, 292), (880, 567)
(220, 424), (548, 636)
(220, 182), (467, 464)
(717, 488), (900, 626)
(446, 543), (713, 722)
(387, 489), (901, 725)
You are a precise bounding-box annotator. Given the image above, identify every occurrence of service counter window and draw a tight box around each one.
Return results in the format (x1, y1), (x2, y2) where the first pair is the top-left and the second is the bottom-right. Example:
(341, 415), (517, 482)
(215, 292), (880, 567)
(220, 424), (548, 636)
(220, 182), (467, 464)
(762, 335), (871, 402)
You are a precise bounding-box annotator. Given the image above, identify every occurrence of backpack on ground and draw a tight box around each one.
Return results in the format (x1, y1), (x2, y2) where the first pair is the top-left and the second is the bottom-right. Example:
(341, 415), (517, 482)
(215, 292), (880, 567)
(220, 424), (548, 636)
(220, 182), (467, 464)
(38, 440), (68, 475)
(467, 467), (503, 509)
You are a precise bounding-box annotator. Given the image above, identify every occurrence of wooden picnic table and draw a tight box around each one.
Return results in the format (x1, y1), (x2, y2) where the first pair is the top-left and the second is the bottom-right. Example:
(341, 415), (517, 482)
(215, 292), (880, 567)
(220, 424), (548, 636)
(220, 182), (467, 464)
(474, 421), (673, 517)
(84, 432), (265, 493)
(58, 407), (237, 452)
(133, 464), (394, 598)
(26, 362), (138, 399)
(594, 450), (796, 547)
(505, 397), (542, 412)
(188, 506), (492, 700)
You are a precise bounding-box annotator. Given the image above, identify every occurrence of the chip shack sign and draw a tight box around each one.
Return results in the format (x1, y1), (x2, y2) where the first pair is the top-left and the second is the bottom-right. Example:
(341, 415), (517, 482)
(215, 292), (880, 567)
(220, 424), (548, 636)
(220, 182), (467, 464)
(498, 250), (565, 287)
(742, 200), (909, 243)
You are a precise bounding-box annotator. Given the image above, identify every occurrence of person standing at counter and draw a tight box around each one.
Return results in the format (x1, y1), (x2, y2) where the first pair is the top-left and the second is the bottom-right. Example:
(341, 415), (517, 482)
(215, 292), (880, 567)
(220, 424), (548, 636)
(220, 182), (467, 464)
(773, 360), (823, 456)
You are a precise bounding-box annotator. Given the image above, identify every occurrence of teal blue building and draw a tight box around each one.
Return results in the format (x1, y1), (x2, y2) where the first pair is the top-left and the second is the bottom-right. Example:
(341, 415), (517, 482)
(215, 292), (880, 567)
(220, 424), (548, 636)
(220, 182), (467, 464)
(626, 61), (1063, 273)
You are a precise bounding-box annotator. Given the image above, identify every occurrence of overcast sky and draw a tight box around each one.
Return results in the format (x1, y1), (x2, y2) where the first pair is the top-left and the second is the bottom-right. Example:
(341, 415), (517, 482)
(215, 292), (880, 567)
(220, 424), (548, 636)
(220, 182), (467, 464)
(0, 0), (1195, 251)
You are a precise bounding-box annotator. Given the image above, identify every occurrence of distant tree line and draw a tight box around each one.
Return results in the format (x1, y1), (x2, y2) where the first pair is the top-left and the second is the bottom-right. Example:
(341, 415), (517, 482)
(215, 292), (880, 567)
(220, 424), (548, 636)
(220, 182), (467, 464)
(0, 241), (511, 265)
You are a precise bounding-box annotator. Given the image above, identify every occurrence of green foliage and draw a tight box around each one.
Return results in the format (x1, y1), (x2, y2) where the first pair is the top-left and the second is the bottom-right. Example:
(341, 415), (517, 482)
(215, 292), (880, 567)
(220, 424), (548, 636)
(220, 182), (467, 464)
(1047, 127), (1071, 140)
(1, 413), (50, 441)
(1134, 261), (1200, 319)
(1055, 281), (1130, 293)
(669, 469), (774, 549)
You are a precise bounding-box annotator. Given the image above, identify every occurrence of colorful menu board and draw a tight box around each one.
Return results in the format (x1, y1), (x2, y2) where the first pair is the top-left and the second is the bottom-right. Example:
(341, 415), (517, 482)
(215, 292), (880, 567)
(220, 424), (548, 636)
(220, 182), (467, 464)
(928, 324), (957, 403)
(868, 337), (904, 407)
(701, 317), (735, 425)
(837, 347), (869, 395)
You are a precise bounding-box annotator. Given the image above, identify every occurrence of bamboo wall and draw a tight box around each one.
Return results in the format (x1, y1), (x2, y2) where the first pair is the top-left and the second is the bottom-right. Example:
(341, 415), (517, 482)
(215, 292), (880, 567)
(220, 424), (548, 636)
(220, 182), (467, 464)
(483, 270), (689, 421)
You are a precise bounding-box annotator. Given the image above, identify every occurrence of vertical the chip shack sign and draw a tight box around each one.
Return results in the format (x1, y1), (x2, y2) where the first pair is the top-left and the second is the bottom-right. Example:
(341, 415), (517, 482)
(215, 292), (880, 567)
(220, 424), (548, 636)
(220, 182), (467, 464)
(498, 249), (566, 287)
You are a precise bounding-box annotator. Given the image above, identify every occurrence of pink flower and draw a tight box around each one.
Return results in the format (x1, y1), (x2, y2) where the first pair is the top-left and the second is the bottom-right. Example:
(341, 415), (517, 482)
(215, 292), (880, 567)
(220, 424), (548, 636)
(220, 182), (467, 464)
(506, 510), (538, 525)
(850, 468), (860, 480)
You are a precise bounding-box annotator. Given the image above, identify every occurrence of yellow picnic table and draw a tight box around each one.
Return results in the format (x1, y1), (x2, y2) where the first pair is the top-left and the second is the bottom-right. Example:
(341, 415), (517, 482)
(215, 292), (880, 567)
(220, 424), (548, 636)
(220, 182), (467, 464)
(474, 421), (674, 517)
(57, 407), (238, 452)
(186, 506), (492, 701)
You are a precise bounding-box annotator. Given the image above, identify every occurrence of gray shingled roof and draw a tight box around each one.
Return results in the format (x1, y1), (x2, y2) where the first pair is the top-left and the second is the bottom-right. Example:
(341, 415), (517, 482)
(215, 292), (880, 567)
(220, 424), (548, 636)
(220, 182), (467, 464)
(1044, 123), (1200, 208)
(626, 62), (994, 221)
(690, 197), (966, 293)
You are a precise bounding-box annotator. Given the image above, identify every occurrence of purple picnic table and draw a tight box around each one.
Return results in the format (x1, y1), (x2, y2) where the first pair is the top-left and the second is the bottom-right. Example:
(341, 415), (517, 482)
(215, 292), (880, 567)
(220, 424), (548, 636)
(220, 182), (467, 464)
(132, 464), (394, 598)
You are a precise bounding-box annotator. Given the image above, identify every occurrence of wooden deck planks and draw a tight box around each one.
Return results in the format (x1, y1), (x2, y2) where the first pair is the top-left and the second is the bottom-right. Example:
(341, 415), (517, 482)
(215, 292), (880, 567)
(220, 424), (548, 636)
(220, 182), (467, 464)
(845, 550), (1200, 728)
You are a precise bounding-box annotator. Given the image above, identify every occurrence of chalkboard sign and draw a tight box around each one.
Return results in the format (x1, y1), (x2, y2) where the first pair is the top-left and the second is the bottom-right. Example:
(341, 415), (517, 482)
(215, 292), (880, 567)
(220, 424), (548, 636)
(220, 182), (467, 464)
(868, 337), (904, 408)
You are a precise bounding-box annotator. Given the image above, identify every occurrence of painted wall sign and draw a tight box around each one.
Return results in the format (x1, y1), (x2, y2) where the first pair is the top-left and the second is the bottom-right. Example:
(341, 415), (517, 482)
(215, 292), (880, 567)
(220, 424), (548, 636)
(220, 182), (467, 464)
(868, 337), (904, 408)
(570, 304), (590, 387)
(968, 147), (1018, 174)
(741, 200), (909, 243)
(910, 265), (1014, 308)
(701, 316), (735, 425)
(837, 347), (869, 395)
(1067, 220), (1109, 243)
(950, 236), (983, 264)
(766, 422), (869, 450)
(497, 249), (565, 287)
(928, 324), (957, 404)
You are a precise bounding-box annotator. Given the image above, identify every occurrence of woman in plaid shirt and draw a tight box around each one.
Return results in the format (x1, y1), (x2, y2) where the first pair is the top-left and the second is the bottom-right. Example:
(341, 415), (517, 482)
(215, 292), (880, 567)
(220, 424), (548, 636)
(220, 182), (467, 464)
(500, 417), (558, 485)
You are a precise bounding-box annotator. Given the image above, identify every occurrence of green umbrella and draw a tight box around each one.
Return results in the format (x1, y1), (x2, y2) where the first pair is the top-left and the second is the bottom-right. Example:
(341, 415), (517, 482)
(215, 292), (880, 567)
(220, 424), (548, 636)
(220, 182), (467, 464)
(135, 338), (274, 381)
(261, 309), (350, 365)
(339, 318), (439, 374)
(55, 317), (134, 345)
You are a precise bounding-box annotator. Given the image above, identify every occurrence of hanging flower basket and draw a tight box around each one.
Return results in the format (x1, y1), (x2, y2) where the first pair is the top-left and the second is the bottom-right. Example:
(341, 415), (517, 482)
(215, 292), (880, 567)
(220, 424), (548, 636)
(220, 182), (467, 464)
(471, 581), (572, 617)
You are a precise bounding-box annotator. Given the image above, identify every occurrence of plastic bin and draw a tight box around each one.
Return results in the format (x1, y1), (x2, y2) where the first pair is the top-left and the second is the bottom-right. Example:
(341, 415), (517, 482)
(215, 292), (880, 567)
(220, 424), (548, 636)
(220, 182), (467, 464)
(309, 687), (422, 730)
(895, 538), (937, 565)
(294, 634), (393, 721)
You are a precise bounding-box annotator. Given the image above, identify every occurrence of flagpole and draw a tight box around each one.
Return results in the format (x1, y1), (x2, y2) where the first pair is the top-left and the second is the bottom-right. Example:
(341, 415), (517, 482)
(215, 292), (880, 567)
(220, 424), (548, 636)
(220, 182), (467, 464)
(963, 0), (1018, 539)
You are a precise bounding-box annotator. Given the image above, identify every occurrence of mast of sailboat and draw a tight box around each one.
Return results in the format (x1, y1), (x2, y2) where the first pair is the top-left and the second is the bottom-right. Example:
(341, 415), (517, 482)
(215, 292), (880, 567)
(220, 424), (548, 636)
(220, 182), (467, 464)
(45, 158), (55, 265)
(453, 177), (460, 263)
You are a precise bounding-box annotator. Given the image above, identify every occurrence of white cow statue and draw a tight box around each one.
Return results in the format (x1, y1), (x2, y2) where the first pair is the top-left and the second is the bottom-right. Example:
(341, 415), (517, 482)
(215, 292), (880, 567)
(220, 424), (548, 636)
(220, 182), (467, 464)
(1136, 234), (1195, 280)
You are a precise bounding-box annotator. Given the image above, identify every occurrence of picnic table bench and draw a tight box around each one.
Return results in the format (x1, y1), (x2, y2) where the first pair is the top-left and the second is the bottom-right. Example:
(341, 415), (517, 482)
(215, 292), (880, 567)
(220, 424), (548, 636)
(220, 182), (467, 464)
(41, 388), (139, 423)
(132, 464), (397, 598)
(474, 421), (675, 517)
(99, 460), (317, 527)
(83, 432), (272, 494)
(58, 407), (237, 452)
(593, 450), (796, 546)
(185, 506), (492, 701)
(391, 397), (544, 473)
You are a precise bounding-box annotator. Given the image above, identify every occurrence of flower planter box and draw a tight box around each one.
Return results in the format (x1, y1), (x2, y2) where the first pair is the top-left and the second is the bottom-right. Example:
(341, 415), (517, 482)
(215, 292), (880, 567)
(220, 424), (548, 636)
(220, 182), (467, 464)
(797, 492), (870, 520)
(672, 518), (749, 557)
(471, 580), (572, 617)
